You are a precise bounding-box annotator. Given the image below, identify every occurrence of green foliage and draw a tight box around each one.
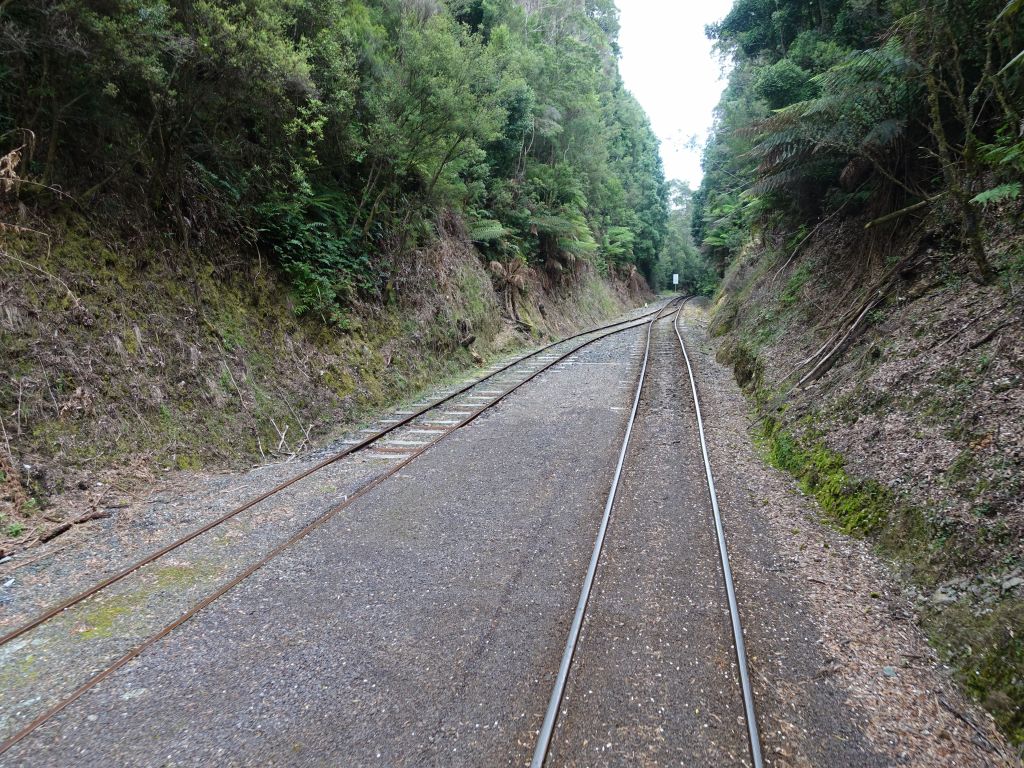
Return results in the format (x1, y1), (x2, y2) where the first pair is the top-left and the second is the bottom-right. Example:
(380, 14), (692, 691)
(755, 59), (815, 109)
(654, 182), (718, 294)
(929, 599), (1024, 745)
(759, 419), (890, 535)
(697, 0), (1024, 273)
(748, 41), (919, 205)
(468, 219), (510, 243)
(976, 132), (1024, 209)
(760, 407), (1024, 743)
(0, 0), (667, 306)
(780, 263), (811, 307)
(257, 191), (371, 325)
(979, 133), (1024, 174)
(788, 30), (847, 71)
(971, 183), (1022, 206)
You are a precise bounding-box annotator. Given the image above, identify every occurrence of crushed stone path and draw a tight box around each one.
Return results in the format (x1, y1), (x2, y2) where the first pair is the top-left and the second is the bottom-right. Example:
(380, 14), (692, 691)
(2, 326), (648, 766)
(0, 305), (661, 750)
(544, 317), (754, 765)
(0, 302), (1015, 767)
(545, 315), (883, 767)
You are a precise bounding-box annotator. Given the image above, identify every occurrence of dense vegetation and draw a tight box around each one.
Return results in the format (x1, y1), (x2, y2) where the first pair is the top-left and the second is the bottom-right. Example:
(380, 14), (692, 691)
(0, 0), (669, 321)
(695, 0), (1024, 279)
(653, 181), (717, 295)
(698, 0), (1024, 745)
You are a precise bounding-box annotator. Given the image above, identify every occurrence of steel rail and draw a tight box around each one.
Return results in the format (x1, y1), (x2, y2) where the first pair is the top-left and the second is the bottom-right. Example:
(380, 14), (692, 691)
(0, 299), (677, 758)
(673, 301), (764, 768)
(529, 299), (680, 768)
(0, 303), (668, 651)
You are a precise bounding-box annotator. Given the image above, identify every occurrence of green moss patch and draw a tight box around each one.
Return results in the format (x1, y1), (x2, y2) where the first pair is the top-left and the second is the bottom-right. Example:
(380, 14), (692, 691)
(75, 563), (219, 640)
(755, 415), (1023, 745)
(924, 598), (1024, 745)
(758, 418), (890, 536)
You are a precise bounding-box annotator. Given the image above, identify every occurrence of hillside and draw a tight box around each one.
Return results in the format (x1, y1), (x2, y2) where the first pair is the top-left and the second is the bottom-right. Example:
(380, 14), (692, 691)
(0, 215), (644, 546)
(0, 1), (668, 550)
(693, 0), (1024, 750)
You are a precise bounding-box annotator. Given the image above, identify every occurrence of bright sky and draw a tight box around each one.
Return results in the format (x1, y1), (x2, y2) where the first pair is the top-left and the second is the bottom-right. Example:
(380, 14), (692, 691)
(617, 0), (735, 190)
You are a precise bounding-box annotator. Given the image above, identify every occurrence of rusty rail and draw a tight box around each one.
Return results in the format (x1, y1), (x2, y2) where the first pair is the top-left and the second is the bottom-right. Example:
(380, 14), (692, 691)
(0, 299), (676, 757)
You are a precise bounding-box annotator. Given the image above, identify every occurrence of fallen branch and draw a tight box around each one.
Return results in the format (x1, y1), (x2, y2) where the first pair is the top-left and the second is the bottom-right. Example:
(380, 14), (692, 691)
(935, 313), (986, 350)
(934, 301), (1010, 352)
(864, 194), (943, 230)
(938, 696), (1002, 756)
(797, 293), (884, 389)
(38, 509), (111, 544)
(968, 319), (1013, 349)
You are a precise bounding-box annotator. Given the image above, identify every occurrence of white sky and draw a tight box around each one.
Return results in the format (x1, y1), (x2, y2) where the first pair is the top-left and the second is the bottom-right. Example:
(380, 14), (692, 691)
(617, 0), (735, 189)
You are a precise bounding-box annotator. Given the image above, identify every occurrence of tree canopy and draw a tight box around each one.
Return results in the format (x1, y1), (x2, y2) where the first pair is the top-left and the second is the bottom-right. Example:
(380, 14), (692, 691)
(0, 0), (669, 320)
(695, 0), (1024, 281)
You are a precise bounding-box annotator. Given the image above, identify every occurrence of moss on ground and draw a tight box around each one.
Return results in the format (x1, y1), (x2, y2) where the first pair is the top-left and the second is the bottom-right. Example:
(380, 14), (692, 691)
(925, 598), (1024, 744)
(757, 417), (890, 536)
(1, 216), (642, 550)
(75, 563), (219, 640)
(755, 411), (1023, 744)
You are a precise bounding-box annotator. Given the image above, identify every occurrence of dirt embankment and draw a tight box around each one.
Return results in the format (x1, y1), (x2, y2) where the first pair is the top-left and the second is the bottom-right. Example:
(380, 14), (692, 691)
(0, 212), (647, 553)
(709, 207), (1024, 751)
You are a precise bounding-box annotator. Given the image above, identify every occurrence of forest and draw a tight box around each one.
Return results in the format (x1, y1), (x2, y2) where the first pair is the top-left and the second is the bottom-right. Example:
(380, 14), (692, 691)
(0, 0), (678, 324)
(1, 0), (1023, 758)
(695, 0), (1024, 282)
(694, 0), (1024, 746)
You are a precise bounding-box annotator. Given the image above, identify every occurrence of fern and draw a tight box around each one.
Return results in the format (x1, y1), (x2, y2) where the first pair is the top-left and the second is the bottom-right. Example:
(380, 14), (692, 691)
(469, 219), (509, 242)
(971, 182), (1022, 206)
(602, 225), (635, 262)
(979, 135), (1024, 173)
(746, 40), (919, 200)
(998, 0), (1024, 22)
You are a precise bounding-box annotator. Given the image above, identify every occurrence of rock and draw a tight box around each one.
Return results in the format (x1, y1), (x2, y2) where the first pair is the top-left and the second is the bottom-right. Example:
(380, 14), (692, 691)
(930, 587), (958, 605)
(1001, 576), (1023, 592)
(883, 666), (898, 678)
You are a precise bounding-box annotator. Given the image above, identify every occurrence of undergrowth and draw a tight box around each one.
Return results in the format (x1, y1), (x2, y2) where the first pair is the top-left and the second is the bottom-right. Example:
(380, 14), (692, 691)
(755, 402), (1023, 745)
(1, 216), (642, 550)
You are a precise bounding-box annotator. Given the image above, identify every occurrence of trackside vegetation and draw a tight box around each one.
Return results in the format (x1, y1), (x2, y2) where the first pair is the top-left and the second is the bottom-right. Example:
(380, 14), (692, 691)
(699, 0), (1024, 746)
(1, 0), (673, 311)
(695, 0), (1023, 278)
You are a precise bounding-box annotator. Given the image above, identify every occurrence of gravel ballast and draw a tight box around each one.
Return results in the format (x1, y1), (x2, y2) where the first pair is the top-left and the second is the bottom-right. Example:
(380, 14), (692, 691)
(0, 301), (1014, 767)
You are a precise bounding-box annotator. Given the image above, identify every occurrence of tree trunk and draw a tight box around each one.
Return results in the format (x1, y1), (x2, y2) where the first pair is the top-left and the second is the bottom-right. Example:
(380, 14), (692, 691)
(923, 60), (994, 284)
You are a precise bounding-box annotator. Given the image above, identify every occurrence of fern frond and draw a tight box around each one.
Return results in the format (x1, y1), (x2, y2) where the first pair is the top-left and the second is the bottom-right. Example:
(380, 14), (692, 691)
(469, 219), (509, 242)
(971, 182), (1021, 206)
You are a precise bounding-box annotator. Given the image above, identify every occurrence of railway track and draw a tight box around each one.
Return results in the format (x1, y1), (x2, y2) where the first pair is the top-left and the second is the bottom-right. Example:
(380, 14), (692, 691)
(530, 300), (764, 768)
(0, 300), (677, 756)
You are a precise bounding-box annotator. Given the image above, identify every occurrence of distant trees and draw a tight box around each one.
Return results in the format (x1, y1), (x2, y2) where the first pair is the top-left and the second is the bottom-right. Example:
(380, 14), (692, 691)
(695, 0), (1024, 282)
(0, 0), (668, 320)
(654, 182), (717, 295)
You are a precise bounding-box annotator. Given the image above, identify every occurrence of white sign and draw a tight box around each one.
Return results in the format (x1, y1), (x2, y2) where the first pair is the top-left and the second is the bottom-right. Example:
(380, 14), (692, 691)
(672, 273), (679, 286)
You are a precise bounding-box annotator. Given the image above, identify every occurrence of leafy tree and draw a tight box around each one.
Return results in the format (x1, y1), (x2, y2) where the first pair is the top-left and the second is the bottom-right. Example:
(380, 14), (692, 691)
(696, 0), (1024, 283)
(655, 182), (717, 295)
(1, 0), (669, 317)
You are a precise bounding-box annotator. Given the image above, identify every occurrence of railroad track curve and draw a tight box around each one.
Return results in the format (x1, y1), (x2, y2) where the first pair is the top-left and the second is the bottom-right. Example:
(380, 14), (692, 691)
(0, 299), (681, 757)
(530, 299), (764, 768)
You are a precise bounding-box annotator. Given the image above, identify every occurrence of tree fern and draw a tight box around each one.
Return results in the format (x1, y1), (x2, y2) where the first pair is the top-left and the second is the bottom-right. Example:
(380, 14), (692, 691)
(746, 40), (920, 202)
(469, 219), (509, 242)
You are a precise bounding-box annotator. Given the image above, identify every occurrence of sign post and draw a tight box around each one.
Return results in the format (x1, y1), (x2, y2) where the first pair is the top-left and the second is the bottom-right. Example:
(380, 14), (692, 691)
(672, 273), (679, 291)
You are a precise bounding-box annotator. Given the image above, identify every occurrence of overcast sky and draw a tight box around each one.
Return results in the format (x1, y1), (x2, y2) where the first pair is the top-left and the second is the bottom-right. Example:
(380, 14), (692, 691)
(617, 0), (735, 190)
